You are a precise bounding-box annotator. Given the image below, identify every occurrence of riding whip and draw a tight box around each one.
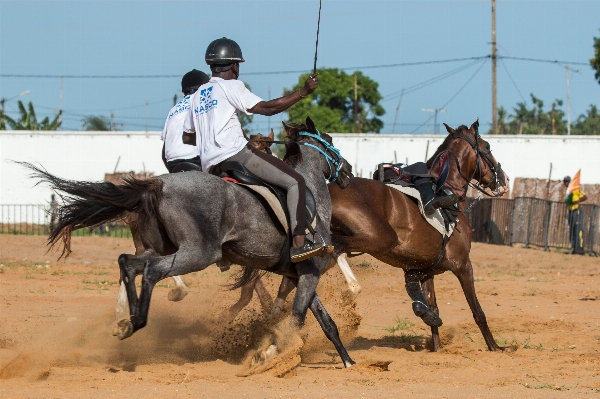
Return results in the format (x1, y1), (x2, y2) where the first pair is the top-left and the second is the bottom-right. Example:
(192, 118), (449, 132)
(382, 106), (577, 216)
(313, 0), (322, 75)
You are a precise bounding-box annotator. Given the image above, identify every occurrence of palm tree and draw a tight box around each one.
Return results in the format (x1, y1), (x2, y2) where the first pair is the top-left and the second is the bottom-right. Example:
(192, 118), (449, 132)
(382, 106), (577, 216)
(83, 115), (111, 131)
(1, 100), (61, 130)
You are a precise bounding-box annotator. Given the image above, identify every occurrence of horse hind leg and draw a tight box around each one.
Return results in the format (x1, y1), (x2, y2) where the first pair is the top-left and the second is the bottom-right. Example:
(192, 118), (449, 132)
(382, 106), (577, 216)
(223, 278), (258, 323)
(404, 270), (443, 328)
(167, 275), (189, 302)
(336, 253), (362, 300)
(421, 276), (442, 351)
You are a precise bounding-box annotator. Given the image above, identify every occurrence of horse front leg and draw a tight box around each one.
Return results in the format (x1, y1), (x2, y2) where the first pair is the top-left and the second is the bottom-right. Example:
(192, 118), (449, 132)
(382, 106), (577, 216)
(309, 293), (355, 367)
(421, 276), (442, 351)
(453, 259), (512, 352)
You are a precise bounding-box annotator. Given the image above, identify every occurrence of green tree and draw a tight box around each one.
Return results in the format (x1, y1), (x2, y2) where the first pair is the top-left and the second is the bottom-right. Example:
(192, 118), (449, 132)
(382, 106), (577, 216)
(490, 94), (566, 135)
(83, 115), (111, 131)
(284, 68), (385, 133)
(0, 100), (61, 130)
(572, 104), (600, 135)
(591, 30), (600, 85)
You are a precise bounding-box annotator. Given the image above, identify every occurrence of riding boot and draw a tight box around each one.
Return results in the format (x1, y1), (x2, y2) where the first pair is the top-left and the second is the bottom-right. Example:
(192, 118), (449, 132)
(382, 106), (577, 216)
(291, 235), (329, 263)
(414, 178), (459, 216)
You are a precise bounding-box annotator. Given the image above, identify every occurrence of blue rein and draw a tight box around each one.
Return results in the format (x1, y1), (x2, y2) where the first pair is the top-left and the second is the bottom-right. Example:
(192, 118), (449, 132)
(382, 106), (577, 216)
(298, 130), (344, 183)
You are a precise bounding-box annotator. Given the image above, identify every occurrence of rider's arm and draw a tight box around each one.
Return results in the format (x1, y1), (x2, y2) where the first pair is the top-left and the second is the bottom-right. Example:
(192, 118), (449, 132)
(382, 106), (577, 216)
(182, 132), (196, 146)
(249, 75), (319, 116)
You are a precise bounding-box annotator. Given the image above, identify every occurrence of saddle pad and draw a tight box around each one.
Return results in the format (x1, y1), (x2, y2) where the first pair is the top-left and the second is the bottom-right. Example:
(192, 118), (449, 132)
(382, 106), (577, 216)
(386, 184), (456, 237)
(239, 184), (289, 234)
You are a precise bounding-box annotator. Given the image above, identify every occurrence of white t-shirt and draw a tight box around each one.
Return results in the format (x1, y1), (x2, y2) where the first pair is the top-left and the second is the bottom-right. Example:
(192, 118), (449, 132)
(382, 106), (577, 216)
(161, 95), (198, 162)
(183, 77), (263, 171)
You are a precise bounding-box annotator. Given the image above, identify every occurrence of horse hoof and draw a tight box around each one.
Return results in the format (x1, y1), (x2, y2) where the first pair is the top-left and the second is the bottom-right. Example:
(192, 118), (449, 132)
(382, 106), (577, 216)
(500, 345), (516, 353)
(114, 319), (134, 340)
(168, 286), (189, 302)
(412, 302), (443, 327)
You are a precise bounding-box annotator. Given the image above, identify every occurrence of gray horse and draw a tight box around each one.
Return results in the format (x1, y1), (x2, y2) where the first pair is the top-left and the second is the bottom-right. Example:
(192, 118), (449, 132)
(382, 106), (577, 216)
(24, 117), (355, 370)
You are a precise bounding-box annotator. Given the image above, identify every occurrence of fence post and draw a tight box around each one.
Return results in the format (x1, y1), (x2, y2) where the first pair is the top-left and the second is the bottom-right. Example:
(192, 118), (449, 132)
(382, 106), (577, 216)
(524, 198), (533, 248)
(543, 201), (552, 251)
(589, 205), (597, 256)
(509, 199), (517, 246)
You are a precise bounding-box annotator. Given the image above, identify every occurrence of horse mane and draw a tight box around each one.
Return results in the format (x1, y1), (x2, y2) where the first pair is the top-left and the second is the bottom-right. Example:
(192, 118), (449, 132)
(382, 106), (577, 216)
(282, 122), (307, 167)
(425, 125), (469, 169)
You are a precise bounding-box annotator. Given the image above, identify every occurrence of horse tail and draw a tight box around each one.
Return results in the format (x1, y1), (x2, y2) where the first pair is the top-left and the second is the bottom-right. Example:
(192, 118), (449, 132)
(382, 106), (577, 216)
(229, 267), (263, 290)
(20, 162), (163, 259)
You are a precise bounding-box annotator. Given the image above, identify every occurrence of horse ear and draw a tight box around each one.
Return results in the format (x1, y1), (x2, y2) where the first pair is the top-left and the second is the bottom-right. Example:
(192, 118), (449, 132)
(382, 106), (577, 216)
(469, 119), (480, 134)
(268, 128), (274, 141)
(443, 123), (454, 134)
(242, 129), (249, 141)
(282, 121), (295, 139)
(305, 116), (316, 132)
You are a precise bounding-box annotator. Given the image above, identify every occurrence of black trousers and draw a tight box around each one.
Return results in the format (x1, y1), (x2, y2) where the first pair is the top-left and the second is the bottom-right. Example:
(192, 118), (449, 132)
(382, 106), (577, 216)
(167, 156), (202, 173)
(567, 208), (584, 253)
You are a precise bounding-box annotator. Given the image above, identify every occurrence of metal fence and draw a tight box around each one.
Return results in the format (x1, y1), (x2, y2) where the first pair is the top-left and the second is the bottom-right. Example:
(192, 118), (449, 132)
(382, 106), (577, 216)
(466, 197), (600, 254)
(0, 204), (132, 238)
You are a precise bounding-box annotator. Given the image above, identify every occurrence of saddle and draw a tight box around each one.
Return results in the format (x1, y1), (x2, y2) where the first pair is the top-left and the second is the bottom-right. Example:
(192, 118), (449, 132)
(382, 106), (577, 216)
(213, 161), (318, 274)
(373, 161), (459, 231)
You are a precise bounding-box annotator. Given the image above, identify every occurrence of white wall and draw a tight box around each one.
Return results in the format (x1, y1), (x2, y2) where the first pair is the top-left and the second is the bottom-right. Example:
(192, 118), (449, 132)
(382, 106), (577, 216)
(1, 131), (599, 205)
(0, 131), (166, 205)
(331, 134), (600, 188)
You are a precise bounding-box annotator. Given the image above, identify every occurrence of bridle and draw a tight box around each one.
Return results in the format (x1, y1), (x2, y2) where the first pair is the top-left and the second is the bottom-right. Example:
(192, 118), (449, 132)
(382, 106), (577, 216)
(298, 130), (345, 183)
(247, 129), (346, 183)
(432, 130), (504, 198)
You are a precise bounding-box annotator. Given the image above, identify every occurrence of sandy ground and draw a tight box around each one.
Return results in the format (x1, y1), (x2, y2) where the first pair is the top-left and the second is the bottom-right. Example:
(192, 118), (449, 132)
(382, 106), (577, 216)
(1, 235), (599, 398)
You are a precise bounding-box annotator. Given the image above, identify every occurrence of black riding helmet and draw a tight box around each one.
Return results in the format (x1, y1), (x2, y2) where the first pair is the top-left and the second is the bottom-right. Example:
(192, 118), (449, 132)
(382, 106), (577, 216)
(205, 37), (244, 73)
(181, 69), (210, 95)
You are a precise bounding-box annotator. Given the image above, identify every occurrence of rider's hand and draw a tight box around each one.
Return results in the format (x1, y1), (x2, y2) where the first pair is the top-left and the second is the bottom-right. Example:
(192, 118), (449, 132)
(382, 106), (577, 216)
(301, 73), (319, 96)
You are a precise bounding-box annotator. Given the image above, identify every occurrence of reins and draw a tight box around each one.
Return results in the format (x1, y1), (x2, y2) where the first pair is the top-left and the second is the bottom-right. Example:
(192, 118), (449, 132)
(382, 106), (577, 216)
(249, 130), (345, 183)
(430, 130), (504, 200)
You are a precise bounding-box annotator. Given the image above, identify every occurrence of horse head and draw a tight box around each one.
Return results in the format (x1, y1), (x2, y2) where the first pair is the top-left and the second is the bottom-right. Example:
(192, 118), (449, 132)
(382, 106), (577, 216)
(438, 120), (509, 197)
(282, 116), (354, 188)
(245, 129), (274, 155)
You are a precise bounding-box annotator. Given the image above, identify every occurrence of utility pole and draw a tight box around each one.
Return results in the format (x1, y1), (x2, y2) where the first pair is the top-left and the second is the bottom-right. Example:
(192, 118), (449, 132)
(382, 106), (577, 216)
(110, 111), (115, 131)
(353, 73), (359, 133)
(173, 94), (177, 106)
(566, 65), (572, 136)
(268, 86), (271, 133)
(422, 108), (446, 134)
(391, 89), (405, 134)
(145, 100), (149, 133)
(1, 97), (4, 115)
(491, 0), (498, 135)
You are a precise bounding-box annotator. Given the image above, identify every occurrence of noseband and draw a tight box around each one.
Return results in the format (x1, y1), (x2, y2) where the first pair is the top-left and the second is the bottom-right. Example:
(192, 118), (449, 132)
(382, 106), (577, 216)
(298, 130), (344, 183)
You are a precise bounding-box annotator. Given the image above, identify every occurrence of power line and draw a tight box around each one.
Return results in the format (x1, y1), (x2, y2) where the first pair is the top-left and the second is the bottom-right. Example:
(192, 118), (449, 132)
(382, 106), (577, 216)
(0, 56), (490, 79)
(499, 58), (527, 103)
(383, 59), (483, 101)
(499, 55), (589, 67)
(0, 55), (590, 79)
(410, 59), (488, 134)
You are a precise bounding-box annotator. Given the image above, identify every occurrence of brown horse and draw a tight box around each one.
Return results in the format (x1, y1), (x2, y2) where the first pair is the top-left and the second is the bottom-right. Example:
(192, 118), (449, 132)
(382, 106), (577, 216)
(266, 120), (511, 352)
(326, 120), (510, 351)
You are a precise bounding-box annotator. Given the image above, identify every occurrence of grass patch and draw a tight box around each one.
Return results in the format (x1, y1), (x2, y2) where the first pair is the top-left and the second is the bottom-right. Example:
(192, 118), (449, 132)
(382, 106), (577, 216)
(82, 279), (118, 286)
(383, 317), (423, 344)
(494, 334), (517, 347)
(523, 383), (569, 391)
(355, 261), (372, 269)
(523, 289), (537, 296)
(522, 337), (544, 351)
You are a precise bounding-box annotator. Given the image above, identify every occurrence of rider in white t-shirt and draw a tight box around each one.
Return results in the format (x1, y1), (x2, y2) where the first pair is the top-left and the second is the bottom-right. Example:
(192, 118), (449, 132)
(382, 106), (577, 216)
(183, 37), (323, 263)
(161, 69), (210, 173)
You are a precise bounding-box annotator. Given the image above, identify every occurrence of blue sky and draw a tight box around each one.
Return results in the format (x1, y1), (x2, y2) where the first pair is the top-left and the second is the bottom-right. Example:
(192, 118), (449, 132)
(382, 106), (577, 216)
(1, 0), (599, 133)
